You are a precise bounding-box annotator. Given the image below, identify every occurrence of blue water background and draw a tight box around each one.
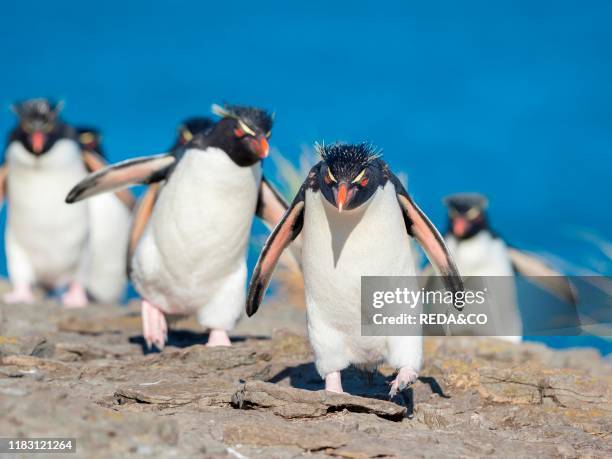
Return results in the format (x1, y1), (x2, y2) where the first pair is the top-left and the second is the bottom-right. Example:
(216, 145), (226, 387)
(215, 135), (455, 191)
(1, 1), (610, 353)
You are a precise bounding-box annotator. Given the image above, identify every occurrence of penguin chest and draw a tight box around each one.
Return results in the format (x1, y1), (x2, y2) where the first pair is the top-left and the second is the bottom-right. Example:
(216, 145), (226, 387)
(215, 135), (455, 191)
(302, 183), (417, 326)
(134, 148), (260, 306)
(5, 140), (89, 273)
(447, 232), (513, 276)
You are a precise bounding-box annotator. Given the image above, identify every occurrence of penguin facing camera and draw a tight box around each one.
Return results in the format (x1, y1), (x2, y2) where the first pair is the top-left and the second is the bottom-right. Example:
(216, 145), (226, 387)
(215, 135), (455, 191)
(246, 142), (463, 396)
(1, 99), (133, 306)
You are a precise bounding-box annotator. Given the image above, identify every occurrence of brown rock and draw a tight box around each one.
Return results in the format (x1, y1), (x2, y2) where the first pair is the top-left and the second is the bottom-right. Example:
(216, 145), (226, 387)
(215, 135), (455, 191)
(232, 380), (407, 421)
(223, 421), (348, 450)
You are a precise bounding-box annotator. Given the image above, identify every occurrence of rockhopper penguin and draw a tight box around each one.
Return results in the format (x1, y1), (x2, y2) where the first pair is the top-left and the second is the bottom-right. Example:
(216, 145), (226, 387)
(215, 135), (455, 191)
(1, 99), (133, 306)
(66, 104), (289, 348)
(441, 193), (577, 341)
(246, 143), (463, 396)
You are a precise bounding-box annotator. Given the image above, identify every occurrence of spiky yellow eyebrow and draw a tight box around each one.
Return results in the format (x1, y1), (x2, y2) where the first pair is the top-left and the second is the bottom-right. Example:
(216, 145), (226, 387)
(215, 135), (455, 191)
(238, 119), (256, 136)
(352, 169), (366, 183)
(181, 128), (193, 141)
(327, 168), (337, 182)
(466, 207), (480, 219)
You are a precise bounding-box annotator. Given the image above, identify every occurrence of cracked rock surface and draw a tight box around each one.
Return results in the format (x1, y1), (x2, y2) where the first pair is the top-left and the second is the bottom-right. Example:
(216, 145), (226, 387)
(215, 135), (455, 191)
(0, 294), (610, 458)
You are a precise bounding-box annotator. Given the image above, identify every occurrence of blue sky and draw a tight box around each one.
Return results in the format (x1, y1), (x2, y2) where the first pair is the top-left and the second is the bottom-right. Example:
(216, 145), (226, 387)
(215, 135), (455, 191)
(1, 0), (611, 276)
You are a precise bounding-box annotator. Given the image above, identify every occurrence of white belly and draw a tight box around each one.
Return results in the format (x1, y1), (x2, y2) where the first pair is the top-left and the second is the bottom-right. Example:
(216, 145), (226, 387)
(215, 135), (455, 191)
(302, 183), (420, 371)
(132, 148), (260, 325)
(5, 140), (89, 285)
(446, 232), (514, 276)
(86, 193), (132, 302)
(445, 232), (522, 341)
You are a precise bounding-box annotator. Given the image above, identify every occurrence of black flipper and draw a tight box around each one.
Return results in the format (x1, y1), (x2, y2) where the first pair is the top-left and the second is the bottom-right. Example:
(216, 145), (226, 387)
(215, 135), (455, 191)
(388, 171), (464, 309)
(66, 154), (175, 203)
(508, 247), (578, 304)
(246, 186), (306, 317)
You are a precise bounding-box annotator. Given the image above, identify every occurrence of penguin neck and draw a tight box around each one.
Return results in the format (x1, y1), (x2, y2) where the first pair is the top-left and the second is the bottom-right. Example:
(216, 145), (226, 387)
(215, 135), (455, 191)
(201, 119), (261, 167)
(452, 226), (492, 242)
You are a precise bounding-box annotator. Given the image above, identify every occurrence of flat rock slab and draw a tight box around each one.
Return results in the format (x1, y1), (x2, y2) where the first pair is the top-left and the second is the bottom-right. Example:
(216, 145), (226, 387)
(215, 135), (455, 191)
(232, 380), (407, 421)
(115, 379), (234, 409)
(0, 293), (611, 458)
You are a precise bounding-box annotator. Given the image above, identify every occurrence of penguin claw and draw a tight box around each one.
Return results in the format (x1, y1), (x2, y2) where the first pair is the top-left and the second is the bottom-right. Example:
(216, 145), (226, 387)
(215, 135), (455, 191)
(141, 300), (167, 351)
(206, 329), (231, 347)
(389, 367), (418, 398)
(3, 284), (35, 304)
(61, 283), (88, 308)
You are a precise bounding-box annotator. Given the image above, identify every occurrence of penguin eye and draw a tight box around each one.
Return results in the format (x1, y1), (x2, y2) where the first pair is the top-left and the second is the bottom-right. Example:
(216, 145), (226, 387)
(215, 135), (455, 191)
(466, 207), (480, 219)
(352, 169), (366, 184)
(237, 119), (256, 136)
(265, 130), (271, 139)
(327, 168), (337, 183)
(448, 209), (459, 218)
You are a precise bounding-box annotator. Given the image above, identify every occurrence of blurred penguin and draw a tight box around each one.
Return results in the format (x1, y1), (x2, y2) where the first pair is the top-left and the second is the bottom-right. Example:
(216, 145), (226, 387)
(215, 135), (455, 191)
(439, 193), (577, 341)
(76, 127), (134, 303)
(1, 99), (133, 306)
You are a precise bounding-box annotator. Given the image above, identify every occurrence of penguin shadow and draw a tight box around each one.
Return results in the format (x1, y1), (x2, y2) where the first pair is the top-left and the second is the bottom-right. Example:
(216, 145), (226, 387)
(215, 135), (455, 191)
(129, 329), (269, 354)
(268, 363), (449, 416)
(323, 201), (366, 267)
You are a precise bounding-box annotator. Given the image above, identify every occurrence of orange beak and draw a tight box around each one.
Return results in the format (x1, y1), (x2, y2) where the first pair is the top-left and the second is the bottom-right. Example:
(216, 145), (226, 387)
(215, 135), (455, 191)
(336, 182), (348, 212)
(453, 217), (468, 237)
(252, 136), (269, 159)
(31, 131), (46, 154)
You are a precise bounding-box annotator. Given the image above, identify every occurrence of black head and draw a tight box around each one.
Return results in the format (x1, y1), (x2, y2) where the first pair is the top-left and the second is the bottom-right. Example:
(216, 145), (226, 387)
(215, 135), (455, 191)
(209, 104), (273, 163)
(174, 117), (214, 148)
(443, 193), (490, 240)
(317, 142), (382, 212)
(10, 98), (65, 155)
(77, 127), (104, 156)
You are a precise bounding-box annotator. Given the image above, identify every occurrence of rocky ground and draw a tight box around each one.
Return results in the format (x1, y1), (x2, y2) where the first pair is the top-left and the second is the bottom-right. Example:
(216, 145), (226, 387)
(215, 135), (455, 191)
(0, 286), (610, 458)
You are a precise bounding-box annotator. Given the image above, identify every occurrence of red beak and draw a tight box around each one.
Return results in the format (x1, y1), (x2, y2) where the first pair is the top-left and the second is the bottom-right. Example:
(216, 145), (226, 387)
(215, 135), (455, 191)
(251, 136), (269, 159)
(31, 131), (46, 154)
(453, 217), (468, 237)
(336, 182), (348, 212)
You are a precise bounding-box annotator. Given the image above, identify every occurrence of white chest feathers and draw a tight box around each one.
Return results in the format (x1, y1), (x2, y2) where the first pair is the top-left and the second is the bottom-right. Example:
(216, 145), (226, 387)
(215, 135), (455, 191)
(4, 139), (90, 285)
(446, 231), (513, 276)
(302, 182), (418, 313)
(132, 147), (261, 315)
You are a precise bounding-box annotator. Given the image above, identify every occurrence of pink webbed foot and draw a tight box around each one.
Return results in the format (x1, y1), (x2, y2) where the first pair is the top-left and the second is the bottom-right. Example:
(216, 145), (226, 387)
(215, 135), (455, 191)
(142, 300), (168, 350)
(389, 366), (419, 398)
(62, 282), (89, 308)
(324, 371), (346, 394)
(3, 283), (34, 304)
(206, 329), (231, 347)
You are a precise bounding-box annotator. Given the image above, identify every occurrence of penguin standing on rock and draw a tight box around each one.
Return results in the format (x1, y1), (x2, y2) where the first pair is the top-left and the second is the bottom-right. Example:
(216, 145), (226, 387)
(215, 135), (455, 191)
(66, 104), (289, 349)
(246, 143), (463, 396)
(0, 99), (133, 306)
(441, 193), (577, 341)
